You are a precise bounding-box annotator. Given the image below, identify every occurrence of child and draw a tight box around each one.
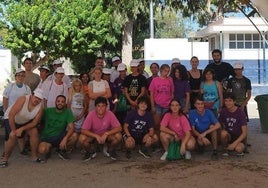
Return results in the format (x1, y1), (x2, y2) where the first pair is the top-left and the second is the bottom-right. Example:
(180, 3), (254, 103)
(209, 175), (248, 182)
(171, 64), (190, 114)
(67, 79), (87, 150)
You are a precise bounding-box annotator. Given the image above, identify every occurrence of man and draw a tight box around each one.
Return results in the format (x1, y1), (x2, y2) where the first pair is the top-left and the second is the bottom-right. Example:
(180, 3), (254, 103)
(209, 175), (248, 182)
(123, 59), (147, 109)
(189, 95), (221, 160)
(205, 49), (234, 90)
(0, 89), (44, 168)
(110, 56), (121, 83)
(138, 59), (149, 79)
(22, 57), (40, 92)
(42, 67), (69, 108)
(227, 62), (251, 121)
(219, 92), (247, 156)
(79, 96), (122, 161)
(38, 95), (77, 161)
(89, 57), (105, 80)
(46, 59), (71, 89)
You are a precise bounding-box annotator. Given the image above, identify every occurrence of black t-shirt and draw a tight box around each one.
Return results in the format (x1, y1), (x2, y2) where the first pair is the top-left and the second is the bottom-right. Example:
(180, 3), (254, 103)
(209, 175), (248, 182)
(205, 62), (234, 82)
(123, 74), (147, 101)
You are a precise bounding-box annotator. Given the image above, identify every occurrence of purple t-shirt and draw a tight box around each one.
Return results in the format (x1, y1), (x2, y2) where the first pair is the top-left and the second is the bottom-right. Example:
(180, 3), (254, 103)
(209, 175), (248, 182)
(82, 110), (120, 136)
(219, 107), (247, 139)
(160, 112), (191, 139)
(173, 79), (190, 101)
(149, 77), (174, 108)
(124, 110), (154, 139)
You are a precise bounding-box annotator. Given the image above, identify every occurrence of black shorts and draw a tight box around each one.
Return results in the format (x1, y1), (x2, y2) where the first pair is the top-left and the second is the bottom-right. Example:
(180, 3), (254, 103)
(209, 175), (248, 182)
(41, 132), (66, 148)
(4, 119), (30, 141)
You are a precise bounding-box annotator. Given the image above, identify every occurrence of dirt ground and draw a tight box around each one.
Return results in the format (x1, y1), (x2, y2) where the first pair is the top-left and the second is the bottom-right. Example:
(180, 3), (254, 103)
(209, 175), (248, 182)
(0, 97), (268, 188)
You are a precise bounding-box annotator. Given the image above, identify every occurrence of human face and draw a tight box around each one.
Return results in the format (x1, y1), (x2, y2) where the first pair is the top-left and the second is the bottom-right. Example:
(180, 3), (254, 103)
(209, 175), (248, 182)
(55, 96), (66, 110)
(212, 52), (221, 64)
(55, 72), (64, 81)
(23, 60), (33, 71)
(81, 74), (89, 84)
(175, 69), (180, 79)
(190, 57), (199, 69)
(73, 83), (82, 92)
(170, 100), (181, 114)
(31, 95), (42, 106)
(138, 61), (145, 72)
(53, 63), (62, 70)
(113, 60), (120, 68)
(205, 71), (213, 81)
(160, 67), (170, 78)
(95, 103), (107, 117)
(130, 66), (138, 74)
(234, 68), (243, 76)
(39, 69), (49, 80)
(138, 101), (148, 111)
(102, 74), (110, 82)
(194, 99), (205, 113)
(224, 98), (235, 110)
(119, 70), (127, 78)
(15, 72), (26, 83)
(150, 64), (159, 76)
(93, 69), (102, 80)
(95, 59), (104, 68)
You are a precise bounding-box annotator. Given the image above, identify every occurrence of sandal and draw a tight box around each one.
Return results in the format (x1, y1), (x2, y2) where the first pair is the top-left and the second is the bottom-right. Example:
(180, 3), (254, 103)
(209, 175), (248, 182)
(0, 161), (8, 168)
(33, 158), (46, 164)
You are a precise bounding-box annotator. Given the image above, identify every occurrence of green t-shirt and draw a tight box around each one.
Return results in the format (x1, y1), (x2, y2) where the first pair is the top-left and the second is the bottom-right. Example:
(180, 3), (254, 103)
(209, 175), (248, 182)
(41, 108), (75, 139)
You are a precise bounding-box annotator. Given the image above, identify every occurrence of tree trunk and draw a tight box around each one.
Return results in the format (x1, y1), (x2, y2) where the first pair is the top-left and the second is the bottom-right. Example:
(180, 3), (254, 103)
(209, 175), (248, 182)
(121, 18), (133, 66)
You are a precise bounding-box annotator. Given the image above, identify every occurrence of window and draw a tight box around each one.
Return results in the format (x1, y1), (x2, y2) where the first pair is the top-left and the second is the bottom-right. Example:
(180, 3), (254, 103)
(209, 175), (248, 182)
(228, 33), (264, 49)
(210, 37), (215, 51)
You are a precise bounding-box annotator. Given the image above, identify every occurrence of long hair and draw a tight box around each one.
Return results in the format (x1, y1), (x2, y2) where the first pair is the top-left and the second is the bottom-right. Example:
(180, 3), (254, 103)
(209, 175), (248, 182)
(68, 78), (84, 104)
(170, 64), (189, 81)
(165, 99), (185, 117)
(202, 68), (216, 81)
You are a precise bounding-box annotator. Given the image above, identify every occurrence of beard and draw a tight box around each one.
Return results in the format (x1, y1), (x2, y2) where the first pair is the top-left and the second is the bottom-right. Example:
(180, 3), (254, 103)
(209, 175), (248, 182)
(56, 104), (64, 110)
(213, 58), (222, 64)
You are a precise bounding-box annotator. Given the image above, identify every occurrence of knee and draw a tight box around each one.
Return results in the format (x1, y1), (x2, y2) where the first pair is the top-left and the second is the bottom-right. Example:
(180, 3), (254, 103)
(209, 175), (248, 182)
(38, 143), (48, 154)
(186, 137), (196, 150)
(125, 138), (135, 149)
(220, 130), (229, 140)
(78, 134), (87, 145)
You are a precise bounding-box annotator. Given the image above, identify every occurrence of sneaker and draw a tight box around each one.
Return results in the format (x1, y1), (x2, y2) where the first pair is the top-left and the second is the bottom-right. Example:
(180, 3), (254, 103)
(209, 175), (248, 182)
(126, 150), (131, 159)
(33, 158), (46, 164)
(236, 152), (244, 157)
(211, 150), (218, 160)
(185, 150), (192, 160)
(139, 147), (151, 159)
(103, 145), (110, 157)
(0, 161), (8, 168)
(110, 150), (118, 161)
(160, 151), (168, 161)
(57, 150), (70, 161)
(83, 152), (97, 162)
(222, 151), (229, 157)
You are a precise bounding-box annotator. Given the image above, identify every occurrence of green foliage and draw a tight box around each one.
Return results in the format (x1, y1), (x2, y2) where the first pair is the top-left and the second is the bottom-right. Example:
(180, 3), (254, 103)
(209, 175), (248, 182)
(3, 0), (121, 72)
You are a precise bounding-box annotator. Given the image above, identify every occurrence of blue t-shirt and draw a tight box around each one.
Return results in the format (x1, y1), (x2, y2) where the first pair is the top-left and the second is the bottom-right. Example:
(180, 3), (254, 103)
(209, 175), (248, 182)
(189, 109), (218, 133)
(124, 110), (154, 139)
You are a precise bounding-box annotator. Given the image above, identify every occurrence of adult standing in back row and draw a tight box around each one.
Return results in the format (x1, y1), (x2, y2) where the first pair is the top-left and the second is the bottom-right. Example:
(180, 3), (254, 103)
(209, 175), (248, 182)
(205, 49), (234, 91)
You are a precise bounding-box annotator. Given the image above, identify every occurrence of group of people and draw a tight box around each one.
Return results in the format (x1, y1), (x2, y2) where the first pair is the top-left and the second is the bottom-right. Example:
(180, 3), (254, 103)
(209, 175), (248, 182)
(0, 49), (251, 168)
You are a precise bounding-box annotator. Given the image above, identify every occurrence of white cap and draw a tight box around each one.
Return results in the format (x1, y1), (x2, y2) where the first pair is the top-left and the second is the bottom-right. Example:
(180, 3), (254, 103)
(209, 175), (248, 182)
(33, 88), (44, 100)
(172, 58), (180, 64)
(130, 59), (139, 67)
(117, 63), (127, 71)
(55, 67), (65, 74)
(53, 59), (63, 65)
(102, 68), (112, 74)
(112, 56), (121, 62)
(38, 65), (50, 72)
(233, 62), (243, 69)
(15, 68), (25, 75)
(137, 58), (144, 64)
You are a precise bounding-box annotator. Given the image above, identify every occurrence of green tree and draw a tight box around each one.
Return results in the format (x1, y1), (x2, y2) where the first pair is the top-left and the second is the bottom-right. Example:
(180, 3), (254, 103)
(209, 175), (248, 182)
(2, 0), (120, 72)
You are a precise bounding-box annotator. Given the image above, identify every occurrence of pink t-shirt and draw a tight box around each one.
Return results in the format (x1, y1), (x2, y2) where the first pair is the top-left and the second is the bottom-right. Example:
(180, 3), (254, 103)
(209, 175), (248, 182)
(82, 110), (120, 136)
(149, 77), (174, 108)
(160, 112), (191, 139)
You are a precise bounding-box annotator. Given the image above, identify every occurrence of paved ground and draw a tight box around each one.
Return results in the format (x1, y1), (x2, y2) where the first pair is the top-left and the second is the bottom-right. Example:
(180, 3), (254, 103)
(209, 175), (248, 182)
(0, 97), (268, 188)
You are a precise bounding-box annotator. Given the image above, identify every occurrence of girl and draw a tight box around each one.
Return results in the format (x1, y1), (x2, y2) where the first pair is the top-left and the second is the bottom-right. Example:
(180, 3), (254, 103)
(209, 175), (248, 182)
(147, 62), (159, 89)
(88, 67), (111, 111)
(160, 99), (196, 160)
(200, 68), (223, 116)
(188, 56), (202, 109)
(171, 64), (190, 114)
(67, 79), (87, 150)
(149, 64), (173, 134)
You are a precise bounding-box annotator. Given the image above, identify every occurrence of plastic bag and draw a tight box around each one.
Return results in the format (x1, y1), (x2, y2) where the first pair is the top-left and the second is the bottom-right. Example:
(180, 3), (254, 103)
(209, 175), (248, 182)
(166, 141), (183, 161)
(116, 94), (128, 112)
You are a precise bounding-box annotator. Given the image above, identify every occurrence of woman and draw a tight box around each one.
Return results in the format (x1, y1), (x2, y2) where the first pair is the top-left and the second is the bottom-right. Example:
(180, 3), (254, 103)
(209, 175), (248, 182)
(88, 67), (111, 111)
(200, 68), (223, 117)
(160, 99), (195, 160)
(188, 56), (202, 109)
(80, 73), (90, 114)
(2, 68), (31, 113)
(147, 62), (159, 88)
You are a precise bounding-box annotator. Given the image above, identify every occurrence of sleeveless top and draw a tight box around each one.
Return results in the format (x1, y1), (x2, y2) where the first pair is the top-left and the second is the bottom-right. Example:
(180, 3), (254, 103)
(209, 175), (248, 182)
(71, 92), (84, 109)
(188, 69), (202, 91)
(4, 95), (42, 124)
(201, 81), (220, 109)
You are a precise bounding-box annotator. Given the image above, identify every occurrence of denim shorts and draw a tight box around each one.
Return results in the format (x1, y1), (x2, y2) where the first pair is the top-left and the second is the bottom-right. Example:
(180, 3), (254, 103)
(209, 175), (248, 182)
(155, 103), (169, 115)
